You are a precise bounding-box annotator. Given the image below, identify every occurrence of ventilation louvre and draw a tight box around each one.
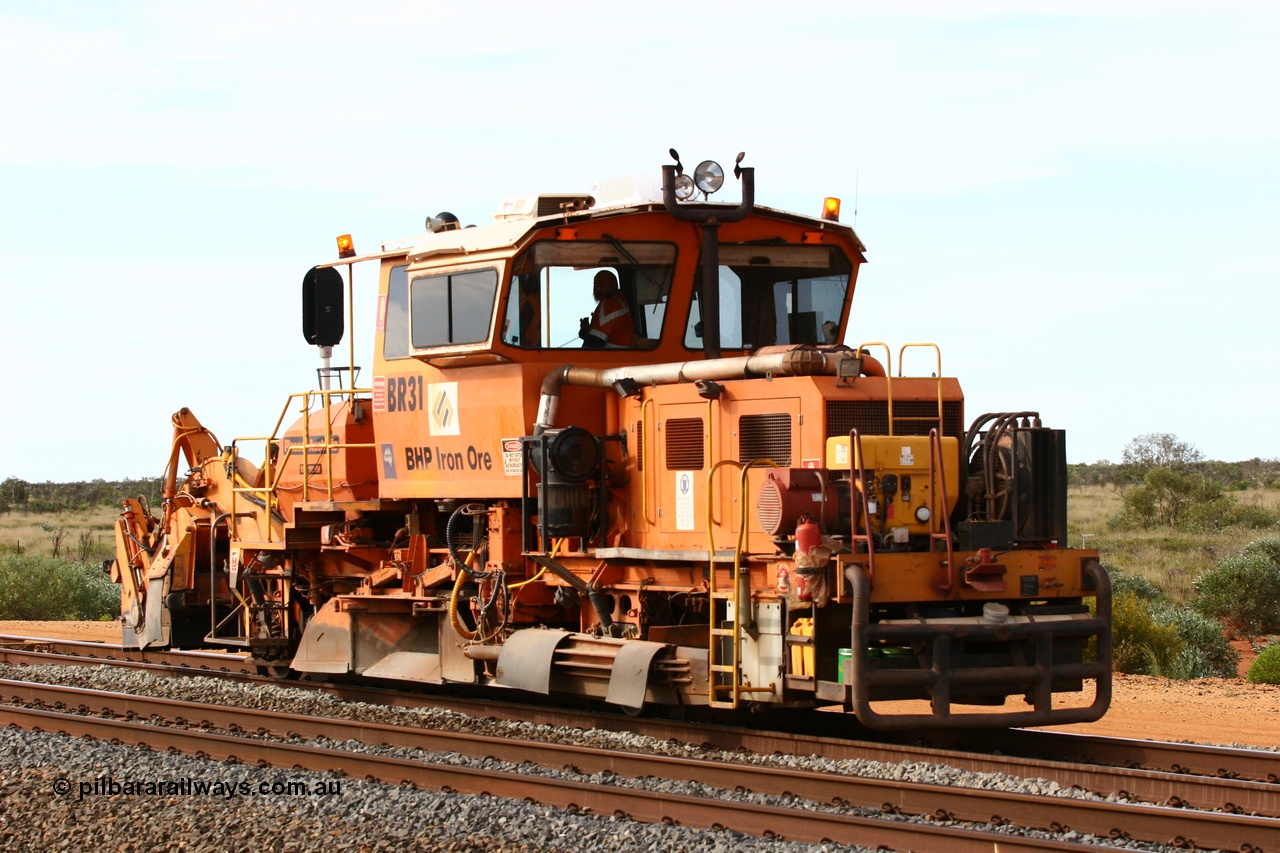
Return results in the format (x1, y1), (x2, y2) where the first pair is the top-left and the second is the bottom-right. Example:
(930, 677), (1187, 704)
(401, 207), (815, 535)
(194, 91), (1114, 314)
(664, 418), (705, 470)
(826, 400), (964, 439)
(739, 413), (792, 466)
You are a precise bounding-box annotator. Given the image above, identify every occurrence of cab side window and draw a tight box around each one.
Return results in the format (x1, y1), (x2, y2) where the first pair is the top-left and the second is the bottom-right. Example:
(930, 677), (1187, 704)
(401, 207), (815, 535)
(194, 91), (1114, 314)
(409, 268), (499, 348)
(383, 265), (410, 360)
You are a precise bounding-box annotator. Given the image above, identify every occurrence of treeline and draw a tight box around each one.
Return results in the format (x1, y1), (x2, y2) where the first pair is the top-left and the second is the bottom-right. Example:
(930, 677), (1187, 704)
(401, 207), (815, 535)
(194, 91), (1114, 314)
(1070, 457), (1280, 490)
(1068, 432), (1279, 491)
(0, 476), (163, 515)
(1073, 433), (1280, 533)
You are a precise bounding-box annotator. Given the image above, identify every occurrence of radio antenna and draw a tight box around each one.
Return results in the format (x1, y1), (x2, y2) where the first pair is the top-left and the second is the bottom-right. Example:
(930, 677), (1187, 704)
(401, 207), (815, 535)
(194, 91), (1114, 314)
(854, 167), (860, 228)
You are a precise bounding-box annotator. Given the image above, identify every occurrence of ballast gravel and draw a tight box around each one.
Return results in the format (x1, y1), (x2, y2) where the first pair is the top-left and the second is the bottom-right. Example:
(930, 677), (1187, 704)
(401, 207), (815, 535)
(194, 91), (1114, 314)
(0, 727), (831, 853)
(0, 663), (1194, 851)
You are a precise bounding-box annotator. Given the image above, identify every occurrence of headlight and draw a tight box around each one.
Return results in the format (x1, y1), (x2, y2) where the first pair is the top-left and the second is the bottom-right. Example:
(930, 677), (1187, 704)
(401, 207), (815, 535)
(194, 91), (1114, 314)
(694, 160), (724, 194)
(673, 173), (695, 201)
(549, 427), (599, 481)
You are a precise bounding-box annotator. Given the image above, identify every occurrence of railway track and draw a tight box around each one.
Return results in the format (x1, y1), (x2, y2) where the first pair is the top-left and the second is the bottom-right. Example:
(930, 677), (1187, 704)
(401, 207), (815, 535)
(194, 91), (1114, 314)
(0, 638), (1276, 850)
(3, 636), (1275, 790)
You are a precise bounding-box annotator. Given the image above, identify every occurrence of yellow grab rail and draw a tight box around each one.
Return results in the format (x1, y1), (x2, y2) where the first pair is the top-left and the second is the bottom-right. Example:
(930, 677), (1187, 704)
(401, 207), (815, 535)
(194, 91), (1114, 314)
(640, 398), (655, 525)
(704, 457), (779, 708)
(229, 386), (373, 541)
(896, 342), (945, 436)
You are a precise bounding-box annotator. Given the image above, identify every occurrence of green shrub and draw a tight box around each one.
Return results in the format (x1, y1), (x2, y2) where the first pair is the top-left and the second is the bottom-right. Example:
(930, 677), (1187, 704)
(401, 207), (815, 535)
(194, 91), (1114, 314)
(1228, 503), (1280, 529)
(1111, 591), (1183, 675)
(1241, 537), (1280, 564)
(0, 554), (118, 620)
(1194, 538), (1280, 637)
(1182, 498), (1279, 532)
(1150, 601), (1239, 679)
(1109, 569), (1163, 601)
(1117, 467), (1223, 530)
(1246, 643), (1280, 684)
(1111, 466), (1278, 533)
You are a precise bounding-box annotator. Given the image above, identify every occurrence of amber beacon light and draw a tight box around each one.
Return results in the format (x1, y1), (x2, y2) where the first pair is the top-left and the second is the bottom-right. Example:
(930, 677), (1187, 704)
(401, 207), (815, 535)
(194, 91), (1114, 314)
(822, 197), (841, 222)
(336, 233), (356, 258)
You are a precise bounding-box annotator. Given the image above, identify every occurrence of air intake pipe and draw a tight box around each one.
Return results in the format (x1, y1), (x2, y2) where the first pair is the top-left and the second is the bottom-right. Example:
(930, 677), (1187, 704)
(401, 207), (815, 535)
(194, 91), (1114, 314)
(535, 346), (857, 433)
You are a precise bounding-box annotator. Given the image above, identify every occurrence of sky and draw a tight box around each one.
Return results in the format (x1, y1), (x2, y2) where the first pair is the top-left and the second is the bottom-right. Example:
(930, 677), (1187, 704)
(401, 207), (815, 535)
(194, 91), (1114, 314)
(1, 1), (1277, 481)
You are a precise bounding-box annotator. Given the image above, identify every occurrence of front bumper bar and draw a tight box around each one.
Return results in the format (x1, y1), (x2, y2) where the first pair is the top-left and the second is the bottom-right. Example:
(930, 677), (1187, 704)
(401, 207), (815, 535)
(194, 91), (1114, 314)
(846, 560), (1112, 730)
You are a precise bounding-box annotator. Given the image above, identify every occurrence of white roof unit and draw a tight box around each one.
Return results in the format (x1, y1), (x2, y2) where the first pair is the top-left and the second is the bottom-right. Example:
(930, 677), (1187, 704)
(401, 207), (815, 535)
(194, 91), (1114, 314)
(588, 173), (662, 211)
(493, 193), (592, 221)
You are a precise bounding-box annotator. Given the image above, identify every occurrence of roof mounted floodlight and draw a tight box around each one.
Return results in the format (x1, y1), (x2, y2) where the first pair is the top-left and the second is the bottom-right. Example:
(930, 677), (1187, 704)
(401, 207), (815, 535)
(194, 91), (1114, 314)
(673, 173), (695, 200)
(661, 148), (755, 360)
(694, 160), (724, 195)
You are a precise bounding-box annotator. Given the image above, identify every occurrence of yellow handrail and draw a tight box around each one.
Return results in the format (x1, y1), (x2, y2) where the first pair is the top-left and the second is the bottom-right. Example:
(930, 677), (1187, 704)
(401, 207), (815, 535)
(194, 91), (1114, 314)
(640, 398), (655, 525)
(229, 385), (373, 541)
(704, 457), (779, 707)
(856, 341), (894, 434)
(897, 342), (945, 436)
(705, 459), (743, 565)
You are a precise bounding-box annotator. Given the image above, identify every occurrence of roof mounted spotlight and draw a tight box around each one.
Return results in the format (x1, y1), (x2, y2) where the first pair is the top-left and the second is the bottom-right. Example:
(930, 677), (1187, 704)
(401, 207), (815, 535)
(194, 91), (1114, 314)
(673, 173), (695, 200)
(694, 160), (724, 195)
(660, 149), (755, 361)
(669, 148), (698, 200)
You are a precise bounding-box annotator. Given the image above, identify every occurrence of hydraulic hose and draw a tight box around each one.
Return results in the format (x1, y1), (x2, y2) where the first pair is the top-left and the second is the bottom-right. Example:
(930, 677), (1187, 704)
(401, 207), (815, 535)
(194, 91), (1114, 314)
(446, 502), (488, 578)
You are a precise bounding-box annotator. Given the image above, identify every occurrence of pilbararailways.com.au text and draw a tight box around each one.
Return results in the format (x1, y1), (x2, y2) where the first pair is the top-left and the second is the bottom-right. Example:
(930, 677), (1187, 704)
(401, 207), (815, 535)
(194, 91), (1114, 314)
(53, 775), (343, 801)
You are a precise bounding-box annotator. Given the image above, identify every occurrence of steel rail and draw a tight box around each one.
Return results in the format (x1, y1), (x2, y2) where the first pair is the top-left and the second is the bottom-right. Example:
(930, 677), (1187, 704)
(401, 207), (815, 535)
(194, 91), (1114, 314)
(2, 639), (1276, 813)
(0, 636), (253, 673)
(0, 703), (1090, 853)
(0, 647), (234, 674)
(5, 679), (1278, 852)
(942, 727), (1280, 786)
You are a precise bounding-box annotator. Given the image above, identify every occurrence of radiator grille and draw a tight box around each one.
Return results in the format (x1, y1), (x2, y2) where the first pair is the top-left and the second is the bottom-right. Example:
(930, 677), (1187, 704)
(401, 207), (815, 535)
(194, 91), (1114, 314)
(635, 421), (643, 472)
(739, 413), (792, 466)
(826, 400), (964, 439)
(664, 418), (705, 470)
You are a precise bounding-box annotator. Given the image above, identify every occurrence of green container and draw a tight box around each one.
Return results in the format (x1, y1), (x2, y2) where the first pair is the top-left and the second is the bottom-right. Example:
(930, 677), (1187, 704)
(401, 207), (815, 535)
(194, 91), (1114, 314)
(837, 648), (853, 683)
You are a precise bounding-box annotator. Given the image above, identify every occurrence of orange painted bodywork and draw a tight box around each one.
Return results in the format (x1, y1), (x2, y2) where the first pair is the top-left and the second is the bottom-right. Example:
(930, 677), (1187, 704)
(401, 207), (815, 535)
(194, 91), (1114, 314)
(116, 179), (1110, 729)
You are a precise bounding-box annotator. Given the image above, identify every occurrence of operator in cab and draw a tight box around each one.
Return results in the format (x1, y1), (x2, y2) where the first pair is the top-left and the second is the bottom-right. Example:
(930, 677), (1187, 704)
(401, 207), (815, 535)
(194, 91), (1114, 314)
(579, 270), (635, 348)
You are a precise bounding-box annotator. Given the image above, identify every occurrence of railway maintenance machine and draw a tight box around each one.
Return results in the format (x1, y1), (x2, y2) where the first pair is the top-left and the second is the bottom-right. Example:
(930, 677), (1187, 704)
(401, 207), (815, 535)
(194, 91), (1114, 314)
(112, 150), (1112, 729)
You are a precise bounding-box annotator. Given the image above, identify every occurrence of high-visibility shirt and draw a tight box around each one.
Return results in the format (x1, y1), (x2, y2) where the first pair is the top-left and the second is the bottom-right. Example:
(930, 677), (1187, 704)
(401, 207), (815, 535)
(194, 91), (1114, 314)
(587, 294), (635, 347)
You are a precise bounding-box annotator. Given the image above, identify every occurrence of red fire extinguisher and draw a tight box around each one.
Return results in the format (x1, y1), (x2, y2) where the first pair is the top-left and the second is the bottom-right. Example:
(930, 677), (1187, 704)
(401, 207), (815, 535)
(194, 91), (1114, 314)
(776, 564), (789, 593)
(796, 516), (821, 557)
